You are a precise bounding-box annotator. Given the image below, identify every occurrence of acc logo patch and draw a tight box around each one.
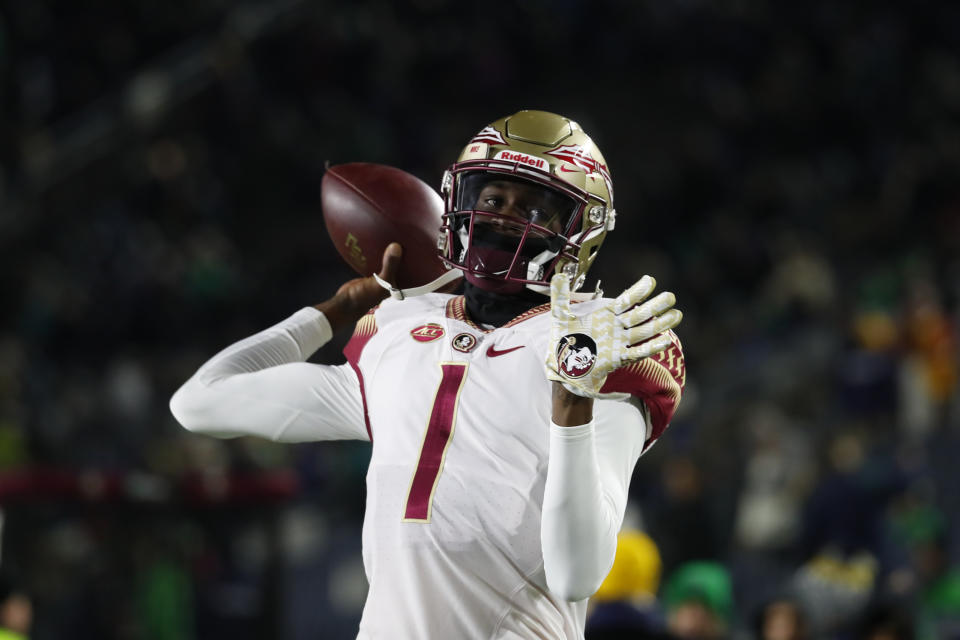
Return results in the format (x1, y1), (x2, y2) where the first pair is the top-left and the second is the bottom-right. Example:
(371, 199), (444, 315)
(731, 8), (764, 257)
(557, 333), (597, 379)
(410, 323), (445, 343)
(451, 333), (478, 353)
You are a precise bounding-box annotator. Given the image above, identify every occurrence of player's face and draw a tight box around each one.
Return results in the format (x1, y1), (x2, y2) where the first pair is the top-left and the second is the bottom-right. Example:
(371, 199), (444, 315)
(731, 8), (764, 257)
(566, 347), (594, 370)
(474, 180), (566, 233)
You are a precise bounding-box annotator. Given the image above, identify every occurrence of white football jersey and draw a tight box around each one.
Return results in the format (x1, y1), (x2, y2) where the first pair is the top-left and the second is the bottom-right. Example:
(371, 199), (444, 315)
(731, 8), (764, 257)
(169, 291), (685, 639)
(343, 293), (684, 639)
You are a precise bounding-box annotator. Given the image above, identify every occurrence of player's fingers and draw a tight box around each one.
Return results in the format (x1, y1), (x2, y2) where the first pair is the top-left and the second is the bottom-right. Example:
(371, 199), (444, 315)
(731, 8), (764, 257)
(550, 272), (572, 319)
(612, 275), (656, 314)
(624, 309), (683, 345)
(617, 291), (676, 327)
(622, 333), (674, 362)
(378, 243), (403, 283)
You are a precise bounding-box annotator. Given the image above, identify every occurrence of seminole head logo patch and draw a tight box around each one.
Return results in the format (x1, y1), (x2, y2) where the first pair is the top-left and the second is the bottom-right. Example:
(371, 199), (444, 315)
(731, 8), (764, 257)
(451, 333), (478, 353)
(556, 333), (597, 379)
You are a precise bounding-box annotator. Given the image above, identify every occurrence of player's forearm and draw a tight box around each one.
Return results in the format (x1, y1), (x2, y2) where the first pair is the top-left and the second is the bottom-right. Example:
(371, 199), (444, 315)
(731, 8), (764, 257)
(313, 242), (401, 334)
(200, 308), (332, 382)
(541, 399), (647, 601)
(540, 420), (619, 601)
(170, 308), (333, 437)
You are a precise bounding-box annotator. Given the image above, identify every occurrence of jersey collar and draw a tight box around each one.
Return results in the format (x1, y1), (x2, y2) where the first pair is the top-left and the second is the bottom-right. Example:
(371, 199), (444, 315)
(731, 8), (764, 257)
(444, 296), (550, 332)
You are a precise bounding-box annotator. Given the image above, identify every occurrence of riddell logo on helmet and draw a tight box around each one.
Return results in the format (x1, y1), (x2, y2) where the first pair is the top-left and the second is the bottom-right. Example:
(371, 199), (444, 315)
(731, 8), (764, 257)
(494, 151), (546, 170)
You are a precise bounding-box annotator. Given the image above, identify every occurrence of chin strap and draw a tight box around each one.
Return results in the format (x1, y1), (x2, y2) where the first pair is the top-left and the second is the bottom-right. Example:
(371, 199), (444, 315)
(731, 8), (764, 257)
(374, 269), (463, 300)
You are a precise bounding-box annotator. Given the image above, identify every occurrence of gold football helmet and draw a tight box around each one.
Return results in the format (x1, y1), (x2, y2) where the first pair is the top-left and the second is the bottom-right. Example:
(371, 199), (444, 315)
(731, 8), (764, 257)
(437, 110), (615, 293)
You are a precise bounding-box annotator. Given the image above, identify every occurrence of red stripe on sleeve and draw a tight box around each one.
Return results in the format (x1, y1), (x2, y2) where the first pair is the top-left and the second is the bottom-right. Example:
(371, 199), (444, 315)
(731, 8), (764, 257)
(600, 330), (685, 450)
(343, 310), (378, 441)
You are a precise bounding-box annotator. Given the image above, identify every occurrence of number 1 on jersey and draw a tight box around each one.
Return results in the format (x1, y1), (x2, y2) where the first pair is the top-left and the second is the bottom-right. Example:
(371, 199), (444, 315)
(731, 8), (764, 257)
(403, 362), (469, 522)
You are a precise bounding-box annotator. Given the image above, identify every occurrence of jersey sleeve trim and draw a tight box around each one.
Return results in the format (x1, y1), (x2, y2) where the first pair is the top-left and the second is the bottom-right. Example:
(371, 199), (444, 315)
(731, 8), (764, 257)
(599, 330), (684, 450)
(348, 361), (373, 441)
(343, 309), (379, 440)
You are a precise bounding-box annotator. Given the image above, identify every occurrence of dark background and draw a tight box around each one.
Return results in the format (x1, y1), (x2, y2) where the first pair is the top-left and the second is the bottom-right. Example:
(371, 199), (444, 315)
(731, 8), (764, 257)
(0, 0), (958, 638)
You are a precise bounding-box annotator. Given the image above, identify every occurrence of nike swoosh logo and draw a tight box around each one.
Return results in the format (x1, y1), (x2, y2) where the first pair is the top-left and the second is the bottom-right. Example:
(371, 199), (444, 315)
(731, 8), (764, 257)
(486, 345), (525, 358)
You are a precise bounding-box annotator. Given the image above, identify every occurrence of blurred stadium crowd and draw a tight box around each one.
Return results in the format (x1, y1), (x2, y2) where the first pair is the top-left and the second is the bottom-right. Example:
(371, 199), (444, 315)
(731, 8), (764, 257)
(0, 0), (959, 638)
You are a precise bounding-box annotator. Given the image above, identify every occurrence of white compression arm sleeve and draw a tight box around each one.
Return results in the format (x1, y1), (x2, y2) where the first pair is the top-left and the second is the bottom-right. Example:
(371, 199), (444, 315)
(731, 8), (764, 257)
(540, 398), (649, 601)
(169, 307), (369, 442)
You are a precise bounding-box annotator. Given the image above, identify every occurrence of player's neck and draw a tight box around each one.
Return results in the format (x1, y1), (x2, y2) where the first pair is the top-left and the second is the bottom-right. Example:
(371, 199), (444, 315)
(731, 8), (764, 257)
(463, 281), (546, 328)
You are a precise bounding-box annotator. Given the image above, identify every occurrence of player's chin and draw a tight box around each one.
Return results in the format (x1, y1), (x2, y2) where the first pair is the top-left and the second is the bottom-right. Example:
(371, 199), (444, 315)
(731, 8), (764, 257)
(464, 272), (526, 295)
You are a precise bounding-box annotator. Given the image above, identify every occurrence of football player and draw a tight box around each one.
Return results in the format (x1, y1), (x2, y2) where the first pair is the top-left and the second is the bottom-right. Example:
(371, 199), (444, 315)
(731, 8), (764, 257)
(170, 110), (685, 639)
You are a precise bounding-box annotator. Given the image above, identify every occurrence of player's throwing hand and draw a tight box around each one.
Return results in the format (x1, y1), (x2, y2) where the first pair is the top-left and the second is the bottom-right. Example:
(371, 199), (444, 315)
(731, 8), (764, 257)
(545, 272), (682, 398)
(315, 243), (403, 333)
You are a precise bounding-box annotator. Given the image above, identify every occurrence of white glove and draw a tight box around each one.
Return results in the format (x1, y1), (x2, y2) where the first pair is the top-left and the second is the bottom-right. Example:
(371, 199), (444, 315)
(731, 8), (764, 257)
(544, 273), (682, 398)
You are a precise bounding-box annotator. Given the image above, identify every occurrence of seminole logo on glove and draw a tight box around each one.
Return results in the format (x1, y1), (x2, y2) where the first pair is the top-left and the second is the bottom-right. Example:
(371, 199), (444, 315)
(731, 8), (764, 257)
(556, 333), (598, 379)
(545, 272), (683, 399)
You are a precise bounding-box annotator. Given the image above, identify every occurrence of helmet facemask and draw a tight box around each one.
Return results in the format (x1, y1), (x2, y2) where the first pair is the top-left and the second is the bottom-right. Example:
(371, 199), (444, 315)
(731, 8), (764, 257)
(440, 169), (588, 294)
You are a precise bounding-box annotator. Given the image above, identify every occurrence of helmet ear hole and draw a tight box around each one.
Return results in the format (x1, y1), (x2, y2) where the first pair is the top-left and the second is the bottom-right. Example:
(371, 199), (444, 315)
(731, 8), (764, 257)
(588, 206), (605, 225)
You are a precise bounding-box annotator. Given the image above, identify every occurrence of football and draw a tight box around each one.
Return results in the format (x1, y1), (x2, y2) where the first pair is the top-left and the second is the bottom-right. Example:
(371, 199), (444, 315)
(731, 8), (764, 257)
(322, 162), (449, 289)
